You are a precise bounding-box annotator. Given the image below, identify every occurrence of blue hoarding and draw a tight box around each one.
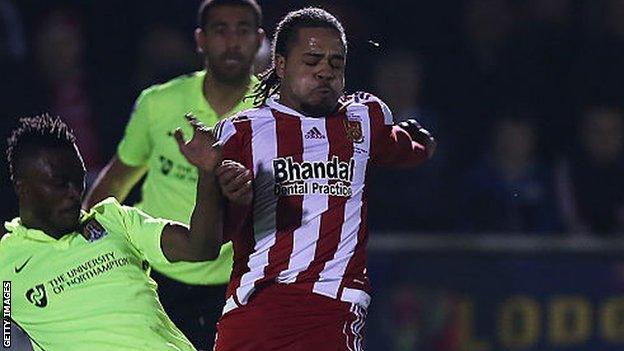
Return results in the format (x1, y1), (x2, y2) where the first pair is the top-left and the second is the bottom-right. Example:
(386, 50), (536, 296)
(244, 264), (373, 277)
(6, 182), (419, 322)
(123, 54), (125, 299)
(366, 235), (624, 351)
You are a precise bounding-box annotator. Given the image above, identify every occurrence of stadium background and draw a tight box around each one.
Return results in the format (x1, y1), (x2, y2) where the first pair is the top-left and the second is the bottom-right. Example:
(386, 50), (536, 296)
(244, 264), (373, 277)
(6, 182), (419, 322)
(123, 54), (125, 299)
(1, 0), (624, 350)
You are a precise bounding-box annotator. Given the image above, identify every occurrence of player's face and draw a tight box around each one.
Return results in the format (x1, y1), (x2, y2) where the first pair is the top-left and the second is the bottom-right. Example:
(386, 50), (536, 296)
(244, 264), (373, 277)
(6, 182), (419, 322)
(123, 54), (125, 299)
(277, 27), (346, 117)
(17, 146), (86, 235)
(196, 5), (263, 84)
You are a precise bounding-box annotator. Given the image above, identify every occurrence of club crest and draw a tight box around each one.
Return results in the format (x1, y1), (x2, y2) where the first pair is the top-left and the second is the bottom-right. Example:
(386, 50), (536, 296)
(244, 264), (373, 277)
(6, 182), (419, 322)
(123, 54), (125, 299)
(344, 119), (363, 143)
(83, 219), (108, 242)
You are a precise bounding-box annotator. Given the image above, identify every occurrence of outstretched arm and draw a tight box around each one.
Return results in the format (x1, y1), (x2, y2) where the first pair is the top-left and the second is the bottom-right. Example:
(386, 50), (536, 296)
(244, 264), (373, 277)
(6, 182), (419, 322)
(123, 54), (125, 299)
(362, 94), (435, 168)
(161, 114), (224, 262)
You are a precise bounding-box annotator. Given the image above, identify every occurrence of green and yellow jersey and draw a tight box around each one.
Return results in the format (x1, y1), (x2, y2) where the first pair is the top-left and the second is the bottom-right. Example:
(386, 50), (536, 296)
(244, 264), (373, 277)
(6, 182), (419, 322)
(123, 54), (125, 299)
(0, 198), (198, 351)
(117, 70), (258, 285)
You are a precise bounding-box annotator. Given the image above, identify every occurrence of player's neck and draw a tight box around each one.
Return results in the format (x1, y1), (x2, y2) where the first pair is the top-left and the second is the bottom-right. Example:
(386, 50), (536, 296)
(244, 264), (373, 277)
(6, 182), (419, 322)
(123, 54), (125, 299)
(277, 95), (303, 115)
(203, 71), (250, 117)
(19, 212), (70, 240)
(277, 95), (337, 118)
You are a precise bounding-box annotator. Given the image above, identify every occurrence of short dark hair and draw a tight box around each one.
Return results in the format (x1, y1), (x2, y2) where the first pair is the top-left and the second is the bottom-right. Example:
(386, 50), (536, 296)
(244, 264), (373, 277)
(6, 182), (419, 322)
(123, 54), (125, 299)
(197, 0), (262, 29)
(251, 7), (347, 106)
(273, 7), (347, 62)
(6, 114), (77, 182)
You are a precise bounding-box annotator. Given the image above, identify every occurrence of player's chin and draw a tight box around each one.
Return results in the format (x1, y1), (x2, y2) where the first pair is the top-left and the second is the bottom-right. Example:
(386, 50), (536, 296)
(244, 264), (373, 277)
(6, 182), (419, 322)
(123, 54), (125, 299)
(55, 221), (80, 235)
(56, 209), (81, 231)
(302, 99), (337, 117)
(214, 65), (249, 83)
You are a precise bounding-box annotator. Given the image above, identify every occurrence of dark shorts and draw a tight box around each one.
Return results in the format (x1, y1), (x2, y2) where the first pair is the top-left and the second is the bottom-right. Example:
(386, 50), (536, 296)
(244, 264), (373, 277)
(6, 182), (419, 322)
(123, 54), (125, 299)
(152, 271), (226, 350)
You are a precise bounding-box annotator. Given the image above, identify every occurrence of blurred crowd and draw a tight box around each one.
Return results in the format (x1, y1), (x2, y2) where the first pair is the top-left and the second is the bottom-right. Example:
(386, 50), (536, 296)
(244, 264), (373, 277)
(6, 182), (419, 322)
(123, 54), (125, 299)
(1, 0), (623, 235)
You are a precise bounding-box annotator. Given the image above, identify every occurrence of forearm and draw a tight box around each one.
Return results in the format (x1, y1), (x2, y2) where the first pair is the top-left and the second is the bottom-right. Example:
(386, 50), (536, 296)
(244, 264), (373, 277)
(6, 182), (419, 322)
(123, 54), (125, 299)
(83, 156), (146, 209)
(186, 170), (224, 261)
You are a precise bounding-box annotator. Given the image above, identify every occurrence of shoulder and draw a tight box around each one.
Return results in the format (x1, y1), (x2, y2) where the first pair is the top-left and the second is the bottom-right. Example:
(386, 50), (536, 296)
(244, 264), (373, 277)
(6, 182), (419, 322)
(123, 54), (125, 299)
(87, 198), (151, 240)
(229, 105), (272, 122)
(0, 231), (8, 243)
(214, 106), (271, 143)
(0, 221), (23, 263)
(145, 71), (201, 94)
(137, 71), (202, 103)
(87, 197), (128, 229)
(0, 231), (16, 251)
(341, 92), (393, 125)
(0, 218), (21, 247)
(90, 197), (123, 215)
(341, 91), (386, 106)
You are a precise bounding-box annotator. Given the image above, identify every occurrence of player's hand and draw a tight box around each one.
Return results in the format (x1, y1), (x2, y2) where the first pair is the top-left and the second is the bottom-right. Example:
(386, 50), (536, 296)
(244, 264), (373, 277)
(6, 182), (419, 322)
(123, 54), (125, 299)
(175, 113), (222, 173)
(397, 119), (437, 159)
(216, 160), (253, 205)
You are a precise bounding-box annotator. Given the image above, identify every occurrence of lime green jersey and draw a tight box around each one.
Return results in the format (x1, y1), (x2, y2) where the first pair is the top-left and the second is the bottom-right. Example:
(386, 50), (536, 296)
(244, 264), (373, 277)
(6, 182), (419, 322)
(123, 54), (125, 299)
(0, 198), (196, 351)
(117, 71), (258, 285)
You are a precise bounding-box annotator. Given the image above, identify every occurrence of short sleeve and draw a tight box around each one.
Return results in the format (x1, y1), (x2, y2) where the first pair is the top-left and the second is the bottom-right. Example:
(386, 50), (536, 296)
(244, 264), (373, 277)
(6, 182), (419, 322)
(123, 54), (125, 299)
(119, 204), (173, 267)
(361, 93), (428, 168)
(363, 93), (395, 163)
(117, 90), (153, 167)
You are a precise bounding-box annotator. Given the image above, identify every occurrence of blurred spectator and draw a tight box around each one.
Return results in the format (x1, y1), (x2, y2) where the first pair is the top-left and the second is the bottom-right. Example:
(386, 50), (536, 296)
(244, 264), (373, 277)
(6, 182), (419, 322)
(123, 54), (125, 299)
(523, 0), (572, 25)
(0, 0), (27, 221)
(0, 0), (26, 124)
(461, 117), (561, 233)
(33, 9), (103, 179)
(574, 0), (624, 106)
(135, 25), (198, 89)
(556, 106), (624, 235)
(0, 0), (25, 62)
(508, 0), (575, 155)
(463, 0), (514, 73)
(368, 50), (448, 231)
(371, 50), (443, 161)
(426, 0), (516, 171)
(372, 51), (428, 123)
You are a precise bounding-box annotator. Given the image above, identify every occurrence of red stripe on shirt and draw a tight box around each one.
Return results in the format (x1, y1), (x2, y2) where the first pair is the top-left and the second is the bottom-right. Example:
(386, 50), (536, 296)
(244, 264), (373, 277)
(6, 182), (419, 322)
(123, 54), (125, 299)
(223, 119), (255, 299)
(261, 111), (303, 282)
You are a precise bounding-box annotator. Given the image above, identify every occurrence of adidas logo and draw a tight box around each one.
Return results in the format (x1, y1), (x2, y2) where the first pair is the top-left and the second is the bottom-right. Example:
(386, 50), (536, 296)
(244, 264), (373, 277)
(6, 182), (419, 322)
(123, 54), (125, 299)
(305, 127), (325, 139)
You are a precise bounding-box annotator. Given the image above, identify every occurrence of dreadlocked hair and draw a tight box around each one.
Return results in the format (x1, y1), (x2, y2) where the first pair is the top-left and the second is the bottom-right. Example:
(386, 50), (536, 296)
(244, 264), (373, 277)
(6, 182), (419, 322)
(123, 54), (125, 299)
(251, 68), (282, 107)
(6, 114), (76, 182)
(251, 7), (347, 106)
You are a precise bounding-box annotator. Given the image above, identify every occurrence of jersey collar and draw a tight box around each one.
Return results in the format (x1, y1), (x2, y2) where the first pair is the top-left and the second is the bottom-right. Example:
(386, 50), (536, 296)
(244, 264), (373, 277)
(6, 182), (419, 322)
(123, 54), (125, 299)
(4, 214), (88, 249)
(266, 95), (347, 119)
(266, 95), (306, 118)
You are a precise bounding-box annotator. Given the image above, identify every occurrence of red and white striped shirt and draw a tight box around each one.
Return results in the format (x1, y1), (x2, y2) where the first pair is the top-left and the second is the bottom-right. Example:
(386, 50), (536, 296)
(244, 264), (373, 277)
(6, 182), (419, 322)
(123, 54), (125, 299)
(216, 93), (428, 312)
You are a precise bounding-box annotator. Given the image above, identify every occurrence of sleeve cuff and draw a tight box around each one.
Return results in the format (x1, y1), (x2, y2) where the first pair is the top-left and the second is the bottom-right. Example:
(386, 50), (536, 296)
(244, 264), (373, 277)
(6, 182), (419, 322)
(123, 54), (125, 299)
(142, 218), (174, 265)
